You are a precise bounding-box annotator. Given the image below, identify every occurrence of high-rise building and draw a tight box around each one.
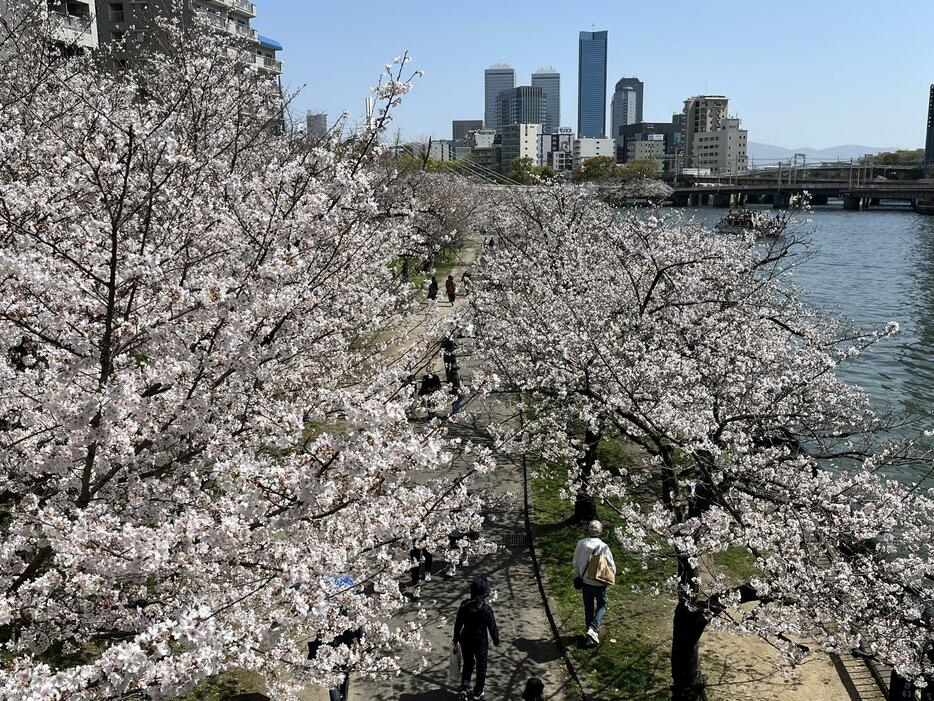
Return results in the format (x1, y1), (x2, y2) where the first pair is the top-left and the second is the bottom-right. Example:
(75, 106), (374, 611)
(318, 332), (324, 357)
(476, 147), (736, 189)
(97, 1), (282, 76)
(577, 30), (608, 138)
(531, 68), (561, 135)
(484, 64), (516, 131)
(452, 119), (484, 146)
(497, 85), (546, 131)
(610, 77), (643, 140)
(925, 85), (934, 178)
(681, 95), (729, 168)
(307, 112), (327, 138)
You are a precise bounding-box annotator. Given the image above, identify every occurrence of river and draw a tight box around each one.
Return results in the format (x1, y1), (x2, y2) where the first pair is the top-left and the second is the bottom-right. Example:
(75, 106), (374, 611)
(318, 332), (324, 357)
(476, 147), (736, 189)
(672, 205), (934, 485)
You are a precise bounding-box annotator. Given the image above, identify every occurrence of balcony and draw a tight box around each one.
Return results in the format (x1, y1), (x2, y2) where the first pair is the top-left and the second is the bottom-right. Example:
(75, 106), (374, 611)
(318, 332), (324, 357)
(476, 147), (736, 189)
(231, 0), (256, 16)
(229, 21), (258, 42)
(240, 51), (283, 75)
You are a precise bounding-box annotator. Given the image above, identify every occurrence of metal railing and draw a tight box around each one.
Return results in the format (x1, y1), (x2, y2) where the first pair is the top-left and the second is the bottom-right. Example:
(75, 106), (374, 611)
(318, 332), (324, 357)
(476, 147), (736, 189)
(53, 13), (93, 34)
(231, 0), (256, 14)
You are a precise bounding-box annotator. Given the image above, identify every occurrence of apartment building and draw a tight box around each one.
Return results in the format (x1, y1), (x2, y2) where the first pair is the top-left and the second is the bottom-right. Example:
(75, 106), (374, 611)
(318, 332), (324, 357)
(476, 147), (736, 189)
(96, 0), (282, 76)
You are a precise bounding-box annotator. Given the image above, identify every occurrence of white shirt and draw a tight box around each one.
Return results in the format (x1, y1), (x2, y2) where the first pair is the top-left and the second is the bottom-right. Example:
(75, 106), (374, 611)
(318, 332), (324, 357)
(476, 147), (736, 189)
(573, 536), (617, 586)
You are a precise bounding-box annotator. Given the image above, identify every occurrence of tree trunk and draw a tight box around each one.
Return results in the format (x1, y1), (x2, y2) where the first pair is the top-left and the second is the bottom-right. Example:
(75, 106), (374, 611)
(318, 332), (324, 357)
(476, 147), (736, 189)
(574, 427), (601, 522)
(671, 554), (708, 701)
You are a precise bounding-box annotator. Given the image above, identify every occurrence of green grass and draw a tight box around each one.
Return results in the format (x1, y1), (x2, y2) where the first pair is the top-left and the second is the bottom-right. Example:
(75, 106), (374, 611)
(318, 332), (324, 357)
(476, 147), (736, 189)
(178, 669), (266, 700)
(531, 464), (673, 700)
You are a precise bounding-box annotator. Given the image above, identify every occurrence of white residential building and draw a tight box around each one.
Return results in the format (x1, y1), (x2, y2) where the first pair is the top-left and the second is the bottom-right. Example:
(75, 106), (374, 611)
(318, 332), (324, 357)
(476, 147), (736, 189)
(573, 137), (615, 166)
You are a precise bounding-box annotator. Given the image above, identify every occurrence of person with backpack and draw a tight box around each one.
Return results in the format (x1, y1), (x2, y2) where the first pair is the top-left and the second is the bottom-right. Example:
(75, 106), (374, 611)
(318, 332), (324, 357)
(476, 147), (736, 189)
(572, 520), (617, 645)
(452, 576), (500, 700)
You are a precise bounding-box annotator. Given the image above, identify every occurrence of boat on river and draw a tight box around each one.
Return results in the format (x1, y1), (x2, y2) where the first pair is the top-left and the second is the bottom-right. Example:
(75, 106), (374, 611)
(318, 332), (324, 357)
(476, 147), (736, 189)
(715, 209), (789, 239)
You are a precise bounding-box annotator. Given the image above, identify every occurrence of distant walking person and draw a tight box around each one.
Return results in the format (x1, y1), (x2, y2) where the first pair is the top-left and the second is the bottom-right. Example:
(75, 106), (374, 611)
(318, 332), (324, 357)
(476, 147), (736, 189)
(453, 577), (500, 700)
(445, 275), (457, 305)
(572, 520), (617, 645)
(427, 275), (439, 300)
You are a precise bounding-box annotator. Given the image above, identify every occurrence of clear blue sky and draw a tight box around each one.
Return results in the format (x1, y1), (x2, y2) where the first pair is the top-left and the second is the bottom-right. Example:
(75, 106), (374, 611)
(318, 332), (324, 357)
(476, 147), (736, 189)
(257, 0), (932, 149)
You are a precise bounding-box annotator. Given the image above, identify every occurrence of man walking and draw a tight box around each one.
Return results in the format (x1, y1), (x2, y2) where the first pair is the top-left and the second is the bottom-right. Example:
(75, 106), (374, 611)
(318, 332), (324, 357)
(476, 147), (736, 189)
(445, 274), (457, 305)
(452, 576), (500, 699)
(572, 520), (616, 644)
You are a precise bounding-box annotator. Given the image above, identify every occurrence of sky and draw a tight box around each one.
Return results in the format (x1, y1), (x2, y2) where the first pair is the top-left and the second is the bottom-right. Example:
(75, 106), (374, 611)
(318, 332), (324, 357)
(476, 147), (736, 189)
(256, 0), (933, 150)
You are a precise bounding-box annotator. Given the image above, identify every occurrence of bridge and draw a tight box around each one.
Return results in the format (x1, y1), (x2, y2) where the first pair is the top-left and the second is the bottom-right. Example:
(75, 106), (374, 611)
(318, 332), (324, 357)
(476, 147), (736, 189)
(670, 180), (934, 213)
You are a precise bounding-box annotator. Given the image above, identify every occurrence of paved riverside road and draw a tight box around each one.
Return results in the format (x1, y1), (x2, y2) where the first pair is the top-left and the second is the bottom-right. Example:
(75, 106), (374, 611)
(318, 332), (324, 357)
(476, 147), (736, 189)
(354, 418), (576, 701)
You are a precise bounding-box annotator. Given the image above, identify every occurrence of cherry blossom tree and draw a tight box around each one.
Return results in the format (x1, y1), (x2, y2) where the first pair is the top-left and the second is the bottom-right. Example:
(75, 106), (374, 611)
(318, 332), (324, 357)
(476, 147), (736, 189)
(0, 9), (494, 700)
(471, 185), (934, 699)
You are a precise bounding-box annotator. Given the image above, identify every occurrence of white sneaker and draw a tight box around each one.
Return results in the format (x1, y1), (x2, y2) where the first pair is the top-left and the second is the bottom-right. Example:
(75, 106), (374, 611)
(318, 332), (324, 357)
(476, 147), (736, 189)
(423, 572), (432, 582)
(586, 628), (599, 644)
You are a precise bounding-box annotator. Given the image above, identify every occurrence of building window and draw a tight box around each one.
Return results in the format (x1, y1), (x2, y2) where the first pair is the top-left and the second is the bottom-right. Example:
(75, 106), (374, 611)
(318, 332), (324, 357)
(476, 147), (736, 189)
(109, 2), (125, 21)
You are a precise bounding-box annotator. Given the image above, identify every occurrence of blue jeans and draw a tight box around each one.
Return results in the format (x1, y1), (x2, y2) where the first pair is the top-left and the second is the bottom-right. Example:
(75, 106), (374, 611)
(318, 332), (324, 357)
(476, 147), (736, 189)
(582, 583), (608, 631)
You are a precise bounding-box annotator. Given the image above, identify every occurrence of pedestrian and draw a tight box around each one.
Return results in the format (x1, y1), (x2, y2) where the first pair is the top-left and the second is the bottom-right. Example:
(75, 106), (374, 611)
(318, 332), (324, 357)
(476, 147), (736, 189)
(445, 275), (457, 305)
(442, 339), (456, 373)
(409, 544), (433, 585)
(521, 677), (545, 701)
(572, 520), (617, 645)
(461, 269), (472, 294)
(487, 237), (496, 251)
(418, 371), (441, 396)
(452, 576), (500, 700)
(427, 275), (439, 300)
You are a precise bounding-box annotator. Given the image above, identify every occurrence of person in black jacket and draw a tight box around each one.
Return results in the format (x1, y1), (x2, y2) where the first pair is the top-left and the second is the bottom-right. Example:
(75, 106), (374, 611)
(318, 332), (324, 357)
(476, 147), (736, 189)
(452, 577), (500, 700)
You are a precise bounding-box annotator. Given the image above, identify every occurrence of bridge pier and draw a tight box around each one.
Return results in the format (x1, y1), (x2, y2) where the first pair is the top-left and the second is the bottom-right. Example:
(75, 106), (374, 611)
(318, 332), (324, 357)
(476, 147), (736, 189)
(812, 194), (829, 206)
(714, 192), (737, 208)
(773, 191), (792, 209)
(843, 195), (870, 210)
(914, 198), (934, 214)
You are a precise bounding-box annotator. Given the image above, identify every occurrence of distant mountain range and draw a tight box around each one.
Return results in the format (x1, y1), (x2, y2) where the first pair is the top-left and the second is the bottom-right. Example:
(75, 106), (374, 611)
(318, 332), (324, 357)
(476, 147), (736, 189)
(747, 142), (903, 165)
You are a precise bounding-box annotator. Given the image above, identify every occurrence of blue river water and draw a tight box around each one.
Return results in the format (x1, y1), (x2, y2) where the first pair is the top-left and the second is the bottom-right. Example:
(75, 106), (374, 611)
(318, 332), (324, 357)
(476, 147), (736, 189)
(670, 206), (934, 485)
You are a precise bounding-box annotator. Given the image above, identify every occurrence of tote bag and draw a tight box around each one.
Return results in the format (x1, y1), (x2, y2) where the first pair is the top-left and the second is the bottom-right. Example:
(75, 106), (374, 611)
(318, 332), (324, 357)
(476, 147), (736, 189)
(448, 645), (463, 684)
(584, 543), (616, 586)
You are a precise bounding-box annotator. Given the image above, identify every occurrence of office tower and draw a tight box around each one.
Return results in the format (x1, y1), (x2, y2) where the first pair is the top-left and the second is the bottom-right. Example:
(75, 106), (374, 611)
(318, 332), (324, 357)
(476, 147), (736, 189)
(577, 30), (608, 138)
(484, 64), (516, 131)
(926, 85), (934, 178)
(307, 112), (327, 138)
(610, 77), (643, 139)
(497, 85), (546, 130)
(452, 119), (484, 146)
(531, 67), (560, 135)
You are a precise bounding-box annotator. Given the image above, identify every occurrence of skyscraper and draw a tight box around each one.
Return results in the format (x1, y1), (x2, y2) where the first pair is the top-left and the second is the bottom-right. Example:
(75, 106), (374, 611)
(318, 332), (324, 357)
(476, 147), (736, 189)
(497, 86), (546, 130)
(610, 77), (644, 139)
(926, 85), (934, 178)
(531, 68), (561, 135)
(485, 64), (516, 131)
(577, 30), (608, 138)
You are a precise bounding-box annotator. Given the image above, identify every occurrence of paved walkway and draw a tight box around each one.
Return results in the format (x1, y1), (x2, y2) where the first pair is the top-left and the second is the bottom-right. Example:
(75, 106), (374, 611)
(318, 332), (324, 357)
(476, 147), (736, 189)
(304, 237), (576, 700)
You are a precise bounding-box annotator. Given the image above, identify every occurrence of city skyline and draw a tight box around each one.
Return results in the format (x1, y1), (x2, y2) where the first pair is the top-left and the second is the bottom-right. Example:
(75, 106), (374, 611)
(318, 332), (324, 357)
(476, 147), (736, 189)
(265, 0), (930, 150)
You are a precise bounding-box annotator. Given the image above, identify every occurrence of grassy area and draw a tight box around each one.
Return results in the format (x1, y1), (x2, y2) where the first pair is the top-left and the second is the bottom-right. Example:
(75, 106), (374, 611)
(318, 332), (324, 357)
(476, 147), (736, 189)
(531, 438), (766, 700)
(179, 669), (266, 700)
(531, 461), (674, 700)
